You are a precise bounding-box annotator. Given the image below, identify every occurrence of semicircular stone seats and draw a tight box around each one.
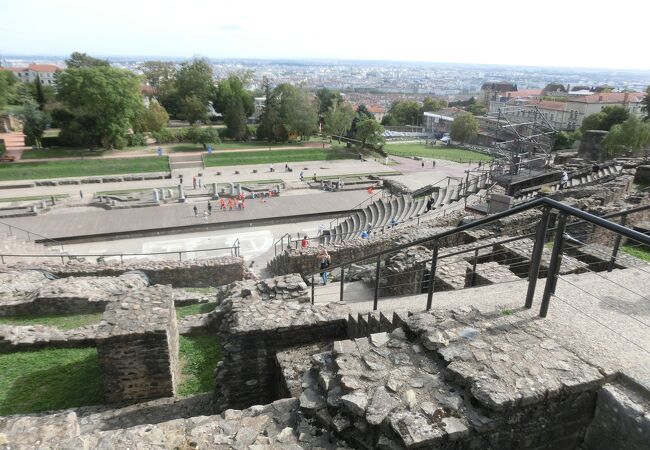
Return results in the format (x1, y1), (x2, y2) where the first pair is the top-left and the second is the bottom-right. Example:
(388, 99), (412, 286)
(433, 188), (446, 208)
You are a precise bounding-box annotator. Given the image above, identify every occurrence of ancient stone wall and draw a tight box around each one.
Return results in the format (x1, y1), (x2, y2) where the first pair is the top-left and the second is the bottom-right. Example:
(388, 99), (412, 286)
(95, 285), (180, 404)
(213, 276), (349, 412)
(1, 256), (245, 288)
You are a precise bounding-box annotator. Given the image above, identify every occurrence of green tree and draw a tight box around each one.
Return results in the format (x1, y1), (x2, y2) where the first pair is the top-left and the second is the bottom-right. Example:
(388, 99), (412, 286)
(173, 58), (215, 124)
(139, 61), (177, 92)
(315, 88), (340, 116)
(450, 112), (479, 144)
(381, 114), (398, 126)
(421, 97), (447, 113)
(65, 52), (110, 68)
(603, 116), (650, 157)
(356, 104), (374, 120)
(581, 105), (629, 132)
(133, 101), (169, 133)
(0, 71), (18, 108)
(553, 130), (580, 150)
(465, 103), (487, 116)
(214, 73), (254, 140)
(17, 102), (49, 148)
(355, 118), (385, 148)
(580, 112), (606, 131)
(56, 66), (143, 148)
(643, 86), (650, 120)
(257, 78), (284, 142)
(34, 76), (46, 110)
(282, 87), (318, 140)
(187, 126), (220, 149)
(388, 100), (420, 125)
(179, 95), (208, 125)
(324, 100), (355, 141)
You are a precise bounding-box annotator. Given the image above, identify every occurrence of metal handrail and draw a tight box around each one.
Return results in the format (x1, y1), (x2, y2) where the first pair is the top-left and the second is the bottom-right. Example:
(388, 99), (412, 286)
(0, 219), (65, 251)
(307, 198), (650, 276)
(0, 244), (242, 264)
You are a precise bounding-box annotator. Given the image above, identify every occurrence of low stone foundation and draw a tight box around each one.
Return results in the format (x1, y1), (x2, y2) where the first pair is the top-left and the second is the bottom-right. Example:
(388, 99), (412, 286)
(95, 285), (180, 404)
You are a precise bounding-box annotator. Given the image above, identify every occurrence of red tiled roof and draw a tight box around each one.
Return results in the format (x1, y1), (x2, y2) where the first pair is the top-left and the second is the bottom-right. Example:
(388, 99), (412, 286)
(0, 67), (24, 72)
(504, 89), (543, 98)
(366, 104), (386, 114)
(526, 99), (568, 112)
(568, 92), (645, 104)
(28, 64), (61, 72)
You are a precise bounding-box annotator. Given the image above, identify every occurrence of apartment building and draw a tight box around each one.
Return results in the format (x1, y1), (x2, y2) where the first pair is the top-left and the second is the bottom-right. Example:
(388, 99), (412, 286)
(0, 64), (61, 85)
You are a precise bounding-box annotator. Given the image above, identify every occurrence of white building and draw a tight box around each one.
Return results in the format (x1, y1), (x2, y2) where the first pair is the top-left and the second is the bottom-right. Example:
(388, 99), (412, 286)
(0, 64), (61, 85)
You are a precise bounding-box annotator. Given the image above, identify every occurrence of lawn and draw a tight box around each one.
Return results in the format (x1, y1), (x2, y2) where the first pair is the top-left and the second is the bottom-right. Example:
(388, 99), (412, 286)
(0, 194), (69, 203)
(0, 312), (103, 330)
(0, 157), (170, 181)
(177, 335), (221, 396)
(204, 148), (358, 167)
(622, 244), (650, 262)
(175, 303), (217, 319)
(384, 143), (493, 163)
(20, 147), (110, 159)
(0, 347), (104, 415)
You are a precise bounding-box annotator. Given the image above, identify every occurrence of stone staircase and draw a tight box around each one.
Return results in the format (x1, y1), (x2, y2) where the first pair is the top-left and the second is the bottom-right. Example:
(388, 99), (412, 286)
(0, 131), (29, 159)
(169, 153), (204, 171)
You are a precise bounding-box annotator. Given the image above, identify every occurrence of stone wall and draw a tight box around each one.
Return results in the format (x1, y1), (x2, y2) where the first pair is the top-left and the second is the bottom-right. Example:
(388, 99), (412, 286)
(634, 165), (650, 184)
(213, 276), (349, 412)
(1, 256), (245, 288)
(95, 285), (180, 404)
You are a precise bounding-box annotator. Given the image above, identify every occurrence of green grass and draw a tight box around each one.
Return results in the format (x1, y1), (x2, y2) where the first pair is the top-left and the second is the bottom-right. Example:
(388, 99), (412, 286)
(175, 303), (217, 319)
(384, 144), (493, 163)
(0, 157), (170, 181)
(215, 141), (306, 151)
(204, 148), (358, 167)
(0, 347), (103, 415)
(177, 335), (221, 396)
(622, 244), (650, 262)
(20, 147), (109, 159)
(0, 312), (103, 330)
(0, 194), (69, 203)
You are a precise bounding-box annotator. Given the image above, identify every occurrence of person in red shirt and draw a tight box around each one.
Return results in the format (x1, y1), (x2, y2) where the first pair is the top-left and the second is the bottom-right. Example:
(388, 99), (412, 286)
(220, 198), (226, 210)
(301, 236), (309, 249)
(241, 199), (246, 209)
(228, 199), (234, 210)
(367, 186), (374, 195)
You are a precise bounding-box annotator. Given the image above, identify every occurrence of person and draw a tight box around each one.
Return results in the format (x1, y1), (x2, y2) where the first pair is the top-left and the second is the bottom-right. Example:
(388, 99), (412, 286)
(317, 249), (331, 285)
(207, 201), (212, 215)
(241, 199), (246, 209)
(561, 171), (569, 189)
(592, 162), (600, 174)
(193, 205), (198, 216)
(228, 199), (234, 210)
(301, 235), (309, 249)
(203, 211), (208, 223)
(389, 218), (398, 228)
(360, 230), (369, 239)
(368, 186), (374, 195)
(432, 160), (436, 168)
(426, 197), (434, 212)
(269, 164), (274, 173)
(421, 160), (425, 168)
(317, 224), (324, 236)
(79, 190), (83, 199)
(198, 178), (202, 189)
(238, 199), (242, 210)
(193, 177), (197, 190)
(299, 171), (304, 182)
(220, 198), (226, 210)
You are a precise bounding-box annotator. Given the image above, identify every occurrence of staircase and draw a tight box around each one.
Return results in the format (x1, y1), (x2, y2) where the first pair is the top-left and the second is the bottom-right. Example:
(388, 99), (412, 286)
(0, 131), (29, 160)
(169, 153), (204, 171)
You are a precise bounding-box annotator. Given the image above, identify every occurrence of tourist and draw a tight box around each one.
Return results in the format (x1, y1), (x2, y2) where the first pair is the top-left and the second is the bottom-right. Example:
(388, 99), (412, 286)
(592, 163), (600, 174)
(317, 224), (324, 236)
(432, 160), (436, 168)
(299, 171), (304, 182)
(317, 249), (331, 285)
(269, 164), (274, 172)
(193, 205), (198, 216)
(228, 199), (234, 210)
(193, 177), (197, 189)
(389, 218), (399, 228)
(203, 211), (208, 223)
(207, 201), (212, 215)
(79, 190), (83, 199)
(561, 171), (569, 189)
(301, 235), (309, 249)
(426, 197), (434, 212)
(198, 178), (202, 189)
(360, 230), (369, 239)
(421, 160), (424, 168)
(368, 186), (375, 195)
(241, 199), (246, 209)
(220, 198), (226, 210)
(237, 199), (242, 210)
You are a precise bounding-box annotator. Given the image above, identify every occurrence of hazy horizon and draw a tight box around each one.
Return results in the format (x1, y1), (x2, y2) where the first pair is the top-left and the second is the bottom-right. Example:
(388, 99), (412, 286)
(2, 0), (649, 71)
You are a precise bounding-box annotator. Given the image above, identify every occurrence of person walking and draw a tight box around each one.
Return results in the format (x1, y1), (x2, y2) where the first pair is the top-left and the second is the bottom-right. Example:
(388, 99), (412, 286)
(228, 199), (234, 210)
(432, 160), (436, 168)
(198, 178), (202, 189)
(193, 205), (198, 216)
(301, 235), (309, 249)
(207, 201), (212, 215)
(220, 198), (226, 210)
(300, 171), (304, 182)
(561, 171), (569, 189)
(79, 190), (83, 199)
(193, 177), (197, 190)
(317, 249), (331, 285)
(421, 160), (424, 168)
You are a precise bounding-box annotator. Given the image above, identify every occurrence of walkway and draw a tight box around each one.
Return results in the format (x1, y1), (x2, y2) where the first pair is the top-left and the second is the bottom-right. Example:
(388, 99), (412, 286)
(1, 190), (372, 240)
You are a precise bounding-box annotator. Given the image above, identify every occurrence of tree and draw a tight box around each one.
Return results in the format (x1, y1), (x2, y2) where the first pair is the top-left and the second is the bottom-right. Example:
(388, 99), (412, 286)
(465, 103), (487, 116)
(355, 119), (385, 148)
(324, 100), (355, 141)
(381, 115), (398, 126)
(213, 73), (254, 140)
(643, 86), (650, 121)
(356, 104), (374, 120)
(553, 130), (580, 150)
(581, 105), (629, 132)
(315, 88), (340, 116)
(65, 52), (110, 68)
(133, 101), (169, 133)
(18, 102), (49, 148)
(603, 116), (650, 157)
(282, 87), (318, 140)
(257, 77), (284, 142)
(0, 71), (18, 108)
(421, 97), (447, 113)
(173, 58), (215, 123)
(186, 126), (220, 149)
(450, 112), (479, 144)
(388, 100), (420, 125)
(34, 76), (46, 110)
(56, 66), (143, 148)
(140, 61), (177, 92)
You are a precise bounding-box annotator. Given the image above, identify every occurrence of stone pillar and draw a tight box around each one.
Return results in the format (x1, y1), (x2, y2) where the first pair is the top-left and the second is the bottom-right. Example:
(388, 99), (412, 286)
(153, 189), (160, 203)
(160, 189), (167, 200)
(96, 285), (180, 404)
(236, 183), (242, 196)
(167, 189), (174, 199)
(178, 184), (185, 202)
(41, 200), (47, 209)
(228, 183), (235, 195)
(275, 184), (281, 194)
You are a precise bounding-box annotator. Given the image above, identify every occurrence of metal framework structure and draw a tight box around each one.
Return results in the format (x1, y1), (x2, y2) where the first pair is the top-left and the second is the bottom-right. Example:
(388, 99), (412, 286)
(487, 105), (558, 176)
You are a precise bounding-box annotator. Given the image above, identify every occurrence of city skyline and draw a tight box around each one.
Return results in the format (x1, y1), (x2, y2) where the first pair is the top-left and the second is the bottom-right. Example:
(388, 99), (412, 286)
(1, 0), (649, 71)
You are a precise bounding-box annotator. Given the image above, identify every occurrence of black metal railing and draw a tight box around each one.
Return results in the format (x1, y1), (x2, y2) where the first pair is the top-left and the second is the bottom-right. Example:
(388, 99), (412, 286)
(304, 197), (650, 318)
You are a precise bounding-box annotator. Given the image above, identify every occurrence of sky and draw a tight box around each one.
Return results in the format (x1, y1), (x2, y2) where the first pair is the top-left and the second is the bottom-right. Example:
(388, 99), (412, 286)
(1, 0), (649, 70)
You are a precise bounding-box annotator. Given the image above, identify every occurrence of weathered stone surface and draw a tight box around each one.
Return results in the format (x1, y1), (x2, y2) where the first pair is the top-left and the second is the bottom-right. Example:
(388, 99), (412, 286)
(341, 392), (368, 416)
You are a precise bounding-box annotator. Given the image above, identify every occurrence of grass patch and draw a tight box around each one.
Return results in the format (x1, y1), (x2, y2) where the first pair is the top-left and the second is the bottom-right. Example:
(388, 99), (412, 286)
(384, 144), (493, 163)
(0, 157), (169, 181)
(622, 244), (650, 262)
(0, 312), (103, 330)
(0, 347), (103, 415)
(177, 335), (221, 396)
(204, 148), (358, 167)
(20, 148), (109, 159)
(175, 303), (217, 319)
(0, 194), (69, 203)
